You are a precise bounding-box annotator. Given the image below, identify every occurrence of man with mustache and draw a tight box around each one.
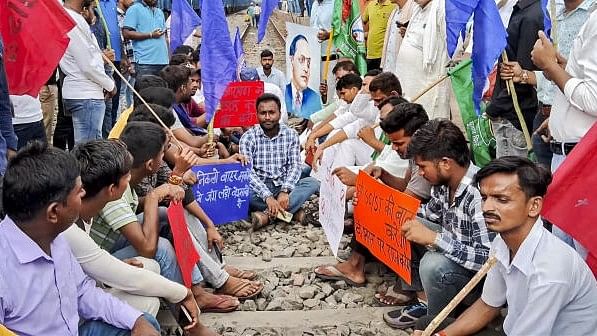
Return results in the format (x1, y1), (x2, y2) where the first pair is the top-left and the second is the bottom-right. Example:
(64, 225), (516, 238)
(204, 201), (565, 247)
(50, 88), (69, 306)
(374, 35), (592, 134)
(285, 35), (322, 118)
(384, 119), (493, 329)
(413, 157), (597, 335)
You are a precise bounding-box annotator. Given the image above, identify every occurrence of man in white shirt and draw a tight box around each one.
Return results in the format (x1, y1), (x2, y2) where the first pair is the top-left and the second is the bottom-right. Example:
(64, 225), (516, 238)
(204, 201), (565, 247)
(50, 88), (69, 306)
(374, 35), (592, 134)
(9, 95), (46, 149)
(380, 0), (414, 75)
(61, 0), (116, 144)
(241, 67), (288, 124)
(414, 156), (597, 335)
(257, 50), (287, 92)
(531, 11), (597, 256)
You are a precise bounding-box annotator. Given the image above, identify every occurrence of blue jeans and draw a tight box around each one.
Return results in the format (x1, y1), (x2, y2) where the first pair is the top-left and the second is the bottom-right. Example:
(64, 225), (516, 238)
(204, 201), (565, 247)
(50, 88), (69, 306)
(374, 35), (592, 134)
(79, 312), (160, 335)
(110, 207), (203, 285)
(63, 98), (105, 143)
(135, 64), (167, 78)
(250, 176), (320, 214)
(491, 118), (528, 158)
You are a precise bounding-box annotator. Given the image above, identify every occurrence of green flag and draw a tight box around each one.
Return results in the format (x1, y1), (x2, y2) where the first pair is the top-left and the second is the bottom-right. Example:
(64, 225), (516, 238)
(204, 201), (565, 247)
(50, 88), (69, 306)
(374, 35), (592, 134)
(332, 0), (367, 75)
(449, 60), (496, 167)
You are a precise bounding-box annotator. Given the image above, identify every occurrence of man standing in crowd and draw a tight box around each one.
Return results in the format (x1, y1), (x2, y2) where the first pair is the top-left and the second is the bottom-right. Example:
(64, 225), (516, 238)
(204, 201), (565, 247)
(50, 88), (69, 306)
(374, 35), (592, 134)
(9, 94), (46, 149)
(241, 93), (320, 229)
(123, 0), (169, 78)
(362, 0), (397, 71)
(258, 50), (287, 92)
(61, 0), (116, 144)
(380, 0), (414, 74)
(531, 10), (597, 255)
(39, 70), (59, 144)
(486, 0), (543, 158)
(248, 2), (257, 28)
(414, 157), (597, 335)
(0, 142), (160, 335)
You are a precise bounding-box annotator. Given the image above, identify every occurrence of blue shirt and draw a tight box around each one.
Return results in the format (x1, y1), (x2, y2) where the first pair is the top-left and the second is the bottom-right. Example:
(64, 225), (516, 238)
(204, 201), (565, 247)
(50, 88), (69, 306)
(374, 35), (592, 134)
(0, 216), (142, 335)
(123, 1), (168, 65)
(0, 39), (18, 175)
(98, 0), (123, 62)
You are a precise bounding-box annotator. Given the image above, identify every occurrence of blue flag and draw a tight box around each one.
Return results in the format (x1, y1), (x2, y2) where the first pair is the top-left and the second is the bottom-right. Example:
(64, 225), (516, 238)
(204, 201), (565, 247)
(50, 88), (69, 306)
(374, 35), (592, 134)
(170, 0), (201, 53)
(200, 0), (237, 122)
(233, 27), (247, 80)
(541, 0), (552, 38)
(446, 0), (506, 114)
(257, 0), (278, 43)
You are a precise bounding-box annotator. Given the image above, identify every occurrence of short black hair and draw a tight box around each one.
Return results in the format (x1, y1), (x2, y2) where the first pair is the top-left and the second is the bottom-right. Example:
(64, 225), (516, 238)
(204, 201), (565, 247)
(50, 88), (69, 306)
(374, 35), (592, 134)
(72, 140), (133, 199)
(407, 119), (470, 167)
(159, 65), (191, 92)
(133, 87), (176, 108)
(365, 69), (382, 77)
(380, 102), (429, 136)
(260, 49), (274, 58)
(335, 73), (363, 91)
(332, 60), (358, 76)
(378, 96), (408, 111)
(170, 53), (190, 66)
(474, 156), (552, 199)
(255, 93), (281, 111)
(191, 49), (200, 63)
(369, 72), (402, 96)
(128, 103), (176, 128)
(120, 122), (167, 168)
(134, 75), (167, 92)
(173, 45), (194, 56)
(3, 141), (80, 222)
(289, 35), (307, 56)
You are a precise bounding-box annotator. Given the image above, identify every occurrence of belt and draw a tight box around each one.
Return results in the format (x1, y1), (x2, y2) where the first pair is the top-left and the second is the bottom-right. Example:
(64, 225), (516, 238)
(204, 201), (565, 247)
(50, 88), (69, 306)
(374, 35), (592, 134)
(321, 54), (339, 62)
(549, 141), (577, 155)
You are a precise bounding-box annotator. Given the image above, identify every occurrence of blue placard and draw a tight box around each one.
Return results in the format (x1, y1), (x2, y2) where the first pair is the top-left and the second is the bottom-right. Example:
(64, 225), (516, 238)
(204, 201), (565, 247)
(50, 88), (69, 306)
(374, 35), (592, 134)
(191, 163), (251, 225)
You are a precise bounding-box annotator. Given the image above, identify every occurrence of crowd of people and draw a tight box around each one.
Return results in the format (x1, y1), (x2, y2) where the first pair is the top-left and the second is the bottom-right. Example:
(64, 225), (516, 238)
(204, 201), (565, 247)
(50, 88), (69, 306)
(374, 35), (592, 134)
(1, 0), (597, 335)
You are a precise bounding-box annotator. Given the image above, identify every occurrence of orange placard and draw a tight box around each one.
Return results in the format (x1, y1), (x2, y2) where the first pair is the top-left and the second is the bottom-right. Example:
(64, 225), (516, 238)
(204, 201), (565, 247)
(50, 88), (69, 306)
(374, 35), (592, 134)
(354, 171), (421, 285)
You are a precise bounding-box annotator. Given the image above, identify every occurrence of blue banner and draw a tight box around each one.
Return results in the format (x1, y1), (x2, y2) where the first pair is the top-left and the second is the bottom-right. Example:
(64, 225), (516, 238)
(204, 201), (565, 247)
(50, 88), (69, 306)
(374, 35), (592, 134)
(191, 163), (251, 225)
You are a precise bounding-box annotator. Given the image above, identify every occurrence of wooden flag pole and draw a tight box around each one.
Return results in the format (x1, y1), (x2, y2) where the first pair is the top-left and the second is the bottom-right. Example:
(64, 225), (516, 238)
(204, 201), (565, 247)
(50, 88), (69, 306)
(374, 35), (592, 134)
(322, 29), (335, 82)
(421, 257), (498, 336)
(550, 0), (558, 51)
(411, 74), (450, 103)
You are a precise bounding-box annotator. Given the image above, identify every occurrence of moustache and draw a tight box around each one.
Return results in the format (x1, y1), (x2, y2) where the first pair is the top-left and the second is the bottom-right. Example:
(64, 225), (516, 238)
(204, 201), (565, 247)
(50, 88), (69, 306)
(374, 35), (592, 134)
(483, 212), (501, 221)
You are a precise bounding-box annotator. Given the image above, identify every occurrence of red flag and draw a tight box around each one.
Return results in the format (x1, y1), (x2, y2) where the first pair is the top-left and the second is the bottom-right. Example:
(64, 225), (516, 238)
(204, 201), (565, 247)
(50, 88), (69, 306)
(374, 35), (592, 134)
(167, 202), (201, 288)
(0, 0), (75, 96)
(542, 122), (597, 276)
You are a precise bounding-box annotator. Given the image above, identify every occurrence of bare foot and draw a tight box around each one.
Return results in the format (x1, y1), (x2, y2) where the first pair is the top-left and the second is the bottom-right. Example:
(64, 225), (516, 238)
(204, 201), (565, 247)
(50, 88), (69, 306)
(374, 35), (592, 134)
(186, 322), (220, 336)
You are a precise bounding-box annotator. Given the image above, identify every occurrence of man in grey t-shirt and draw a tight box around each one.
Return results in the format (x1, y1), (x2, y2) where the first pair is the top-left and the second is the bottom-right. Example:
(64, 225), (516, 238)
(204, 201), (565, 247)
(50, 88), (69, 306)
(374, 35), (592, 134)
(313, 102), (431, 293)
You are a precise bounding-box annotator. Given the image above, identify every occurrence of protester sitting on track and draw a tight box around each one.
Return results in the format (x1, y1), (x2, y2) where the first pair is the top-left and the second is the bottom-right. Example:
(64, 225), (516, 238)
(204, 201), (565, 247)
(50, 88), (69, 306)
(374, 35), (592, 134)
(0, 142), (160, 335)
(383, 119), (494, 329)
(314, 102), (431, 296)
(241, 93), (320, 230)
(67, 139), (219, 336)
(413, 157), (597, 336)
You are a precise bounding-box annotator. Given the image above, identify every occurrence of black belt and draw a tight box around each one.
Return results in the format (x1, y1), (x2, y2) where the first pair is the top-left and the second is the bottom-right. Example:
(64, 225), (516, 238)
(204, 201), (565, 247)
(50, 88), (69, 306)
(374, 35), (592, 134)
(550, 141), (577, 155)
(321, 54), (339, 62)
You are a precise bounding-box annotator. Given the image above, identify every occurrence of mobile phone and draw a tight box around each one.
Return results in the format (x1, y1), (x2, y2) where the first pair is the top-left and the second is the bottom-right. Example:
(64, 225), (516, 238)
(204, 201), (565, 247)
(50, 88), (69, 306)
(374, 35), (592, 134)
(177, 306), (193, 328)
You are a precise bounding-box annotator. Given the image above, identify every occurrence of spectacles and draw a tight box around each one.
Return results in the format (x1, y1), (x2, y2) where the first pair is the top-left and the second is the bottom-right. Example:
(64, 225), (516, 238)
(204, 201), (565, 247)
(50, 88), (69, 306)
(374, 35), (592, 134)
(296, 55), (311, 68)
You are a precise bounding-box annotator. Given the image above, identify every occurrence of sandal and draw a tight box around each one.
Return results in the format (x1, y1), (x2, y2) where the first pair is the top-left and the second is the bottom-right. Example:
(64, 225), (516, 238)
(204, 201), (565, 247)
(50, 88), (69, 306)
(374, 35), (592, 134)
(225, 266), (258, 280)
(217, 278), (263, 300)
(383, 301), (428, 329)
(313, 265), (366, 287)
(200, 294), (239, 313)
(374, 285), (416, 306)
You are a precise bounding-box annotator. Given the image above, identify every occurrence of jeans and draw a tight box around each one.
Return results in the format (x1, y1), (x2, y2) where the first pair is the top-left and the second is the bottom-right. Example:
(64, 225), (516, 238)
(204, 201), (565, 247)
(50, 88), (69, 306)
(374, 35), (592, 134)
(531, 110), (552, 169)
(491, 118), (528, 158)
(110, 207), (203, 285)
(14, 120), (47, 149)
(250, 176), (320, 214)
(63, 98), (105, 144)
(79, 312), (160, 335)
(135, 64), (167, 78)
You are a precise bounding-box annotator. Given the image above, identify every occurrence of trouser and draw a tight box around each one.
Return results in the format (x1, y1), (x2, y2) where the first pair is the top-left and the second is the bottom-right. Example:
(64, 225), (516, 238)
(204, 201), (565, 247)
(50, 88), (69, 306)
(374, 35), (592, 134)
(491, 117), (528, 158)
(54, 70), (75, 150)
(135, 64), (167, 78)
(63, 98), (106, 144)
(250, 15), (256, 27)
(366, 58), (382, 71)
(102, 66), (115, 139)
(414, 315), (505, 336)
(250, 176), (320, 214)
(532, 108), (552, 169)
(550, 153), (588, 257)
(39, 84), (58, 142)
(14, 120), (47, 149)
(110, 207), (204, 286)
(331, 138), (375, 170)
(79, 312), (160, 335)
(111, 62), (122, 124)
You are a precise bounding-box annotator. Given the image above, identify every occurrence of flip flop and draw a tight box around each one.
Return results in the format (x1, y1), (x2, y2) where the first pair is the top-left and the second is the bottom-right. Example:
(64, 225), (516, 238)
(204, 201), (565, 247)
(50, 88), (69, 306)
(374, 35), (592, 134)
(225, 266), (258, 280)
(200, 295), (239, 313)
(313, 265), (366, 287)
(374, 285), (416, 306)
(217, 279), (264, 300)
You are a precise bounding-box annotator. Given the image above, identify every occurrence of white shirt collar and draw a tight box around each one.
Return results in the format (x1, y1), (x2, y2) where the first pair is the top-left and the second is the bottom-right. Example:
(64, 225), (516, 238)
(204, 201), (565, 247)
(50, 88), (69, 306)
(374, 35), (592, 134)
(494, 218), (545, 276)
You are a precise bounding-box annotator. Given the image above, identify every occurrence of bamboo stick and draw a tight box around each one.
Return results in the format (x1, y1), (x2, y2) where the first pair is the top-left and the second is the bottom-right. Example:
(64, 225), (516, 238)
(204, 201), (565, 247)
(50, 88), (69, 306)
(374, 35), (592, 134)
(421, 256), (498, 336)
(411, 74), (450, 103)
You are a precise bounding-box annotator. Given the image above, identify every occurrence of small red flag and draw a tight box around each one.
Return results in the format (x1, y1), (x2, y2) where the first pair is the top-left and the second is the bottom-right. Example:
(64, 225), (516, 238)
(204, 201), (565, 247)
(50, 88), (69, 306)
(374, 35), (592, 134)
(167, 202), (201, 288)
(542, 122), (597, 277)
(0, 0), (75, 96)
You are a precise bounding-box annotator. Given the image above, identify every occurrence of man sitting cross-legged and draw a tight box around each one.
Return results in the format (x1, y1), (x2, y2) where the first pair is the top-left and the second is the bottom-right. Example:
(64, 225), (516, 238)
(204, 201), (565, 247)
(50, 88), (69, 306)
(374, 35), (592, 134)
(89, 122), (238, 313)
(413, 157), (597, 336)
(383, 120), (494, 329)
(0, 142), (159, 335)
(66, 139), (218, 335)
(314, 102), (431, 292)
(241, 93), (320, 229)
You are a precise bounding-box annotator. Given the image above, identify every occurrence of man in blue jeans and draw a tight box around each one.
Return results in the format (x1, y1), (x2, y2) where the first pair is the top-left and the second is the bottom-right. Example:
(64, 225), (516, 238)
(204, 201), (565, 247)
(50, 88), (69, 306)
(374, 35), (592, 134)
(240, 93), (320, 229)
(122, 0), (169, 78)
